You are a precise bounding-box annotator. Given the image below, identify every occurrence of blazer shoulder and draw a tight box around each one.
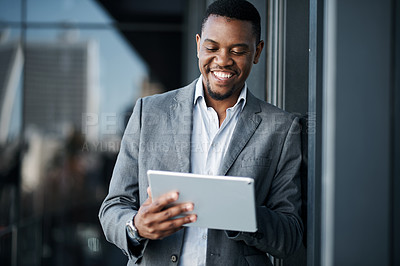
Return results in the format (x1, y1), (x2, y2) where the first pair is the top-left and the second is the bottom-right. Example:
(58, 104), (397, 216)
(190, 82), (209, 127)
(248, 92), (295, 120)
(140, 80), (196, 111)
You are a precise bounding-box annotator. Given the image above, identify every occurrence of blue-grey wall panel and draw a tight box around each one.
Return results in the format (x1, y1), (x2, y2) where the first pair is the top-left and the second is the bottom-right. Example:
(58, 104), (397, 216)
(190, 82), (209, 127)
(307, 0), (324, 265)
(246, 0), (267, 101)
(393, 0), (400, 264)
(284, 0), (309, 116)
(332, 0), (392, 264)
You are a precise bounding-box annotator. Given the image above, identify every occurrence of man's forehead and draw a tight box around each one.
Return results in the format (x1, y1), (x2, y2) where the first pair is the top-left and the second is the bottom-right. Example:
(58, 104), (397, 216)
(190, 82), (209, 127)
(202, 16), (252, 34)
(201, 15), (255, 43)
(203, 38), (250, 49)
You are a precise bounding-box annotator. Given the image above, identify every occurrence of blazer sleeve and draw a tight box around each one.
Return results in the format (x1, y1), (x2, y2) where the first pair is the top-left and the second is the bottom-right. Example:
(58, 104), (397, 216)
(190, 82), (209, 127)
(225, 116), (303, 258)
(98, 98), (148, 263)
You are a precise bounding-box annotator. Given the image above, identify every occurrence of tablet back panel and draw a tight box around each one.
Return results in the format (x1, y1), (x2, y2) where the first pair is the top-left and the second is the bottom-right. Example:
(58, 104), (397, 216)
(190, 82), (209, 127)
(147, 170), (257, 232)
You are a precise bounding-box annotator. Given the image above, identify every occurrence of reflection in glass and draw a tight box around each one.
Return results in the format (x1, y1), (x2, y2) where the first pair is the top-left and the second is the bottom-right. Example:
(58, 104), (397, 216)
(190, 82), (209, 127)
(0, 0), (21, 23)
(1, 0), (151, 264)
(17, 26), (148, 264)
(0, 26), (23, 265)
(27, 0), (113, 24)
(0, 30), (23, 143)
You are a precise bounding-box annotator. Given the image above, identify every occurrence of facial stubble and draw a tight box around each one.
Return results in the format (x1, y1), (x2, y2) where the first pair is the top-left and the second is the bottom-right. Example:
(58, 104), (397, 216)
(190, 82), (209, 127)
(206, 80), (238, 101)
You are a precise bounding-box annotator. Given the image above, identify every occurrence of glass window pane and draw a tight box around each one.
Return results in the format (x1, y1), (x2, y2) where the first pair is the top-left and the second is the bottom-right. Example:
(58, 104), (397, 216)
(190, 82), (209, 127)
(0, 27), (22, 265)
(0, 0), (21, 22)
(27, 0), (113, 24)
(0, 27), (22, 143)
(24, 28), (148, 138)
(18, 27), (148, 265)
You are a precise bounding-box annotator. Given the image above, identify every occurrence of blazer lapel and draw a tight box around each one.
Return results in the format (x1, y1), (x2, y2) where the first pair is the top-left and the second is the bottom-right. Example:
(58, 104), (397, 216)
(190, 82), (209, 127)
(219, 91), (262, 176)
(168, 81), (196, 173)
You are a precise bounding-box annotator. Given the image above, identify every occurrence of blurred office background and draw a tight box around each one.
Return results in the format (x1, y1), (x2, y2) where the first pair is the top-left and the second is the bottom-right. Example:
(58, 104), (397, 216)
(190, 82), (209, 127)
(0, 0), (399, 266)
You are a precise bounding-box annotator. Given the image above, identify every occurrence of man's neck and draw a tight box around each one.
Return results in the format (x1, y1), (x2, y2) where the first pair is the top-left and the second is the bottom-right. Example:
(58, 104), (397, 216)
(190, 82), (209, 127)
(203, 89), (242, 127)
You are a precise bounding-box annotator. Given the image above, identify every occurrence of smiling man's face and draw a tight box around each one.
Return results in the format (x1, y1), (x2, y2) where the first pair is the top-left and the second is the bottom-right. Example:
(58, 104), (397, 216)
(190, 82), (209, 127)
(196, 15), (263, 102)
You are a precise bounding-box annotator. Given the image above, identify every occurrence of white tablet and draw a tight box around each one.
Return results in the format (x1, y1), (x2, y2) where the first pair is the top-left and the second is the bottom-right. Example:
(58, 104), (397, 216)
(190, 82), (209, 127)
(147, 170), (257, 232)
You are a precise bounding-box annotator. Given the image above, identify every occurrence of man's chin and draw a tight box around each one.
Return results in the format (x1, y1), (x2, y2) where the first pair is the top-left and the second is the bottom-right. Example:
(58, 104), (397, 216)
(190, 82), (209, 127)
(206, 83), (235, 101)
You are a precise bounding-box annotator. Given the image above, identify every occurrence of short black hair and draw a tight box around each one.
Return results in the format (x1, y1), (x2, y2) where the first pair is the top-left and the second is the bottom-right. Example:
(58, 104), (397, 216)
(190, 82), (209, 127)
(201, 0), (261, 43)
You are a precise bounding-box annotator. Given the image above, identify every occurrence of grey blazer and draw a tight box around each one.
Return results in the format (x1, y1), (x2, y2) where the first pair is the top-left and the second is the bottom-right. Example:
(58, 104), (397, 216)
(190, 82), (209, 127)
(99, 80), (303, 266)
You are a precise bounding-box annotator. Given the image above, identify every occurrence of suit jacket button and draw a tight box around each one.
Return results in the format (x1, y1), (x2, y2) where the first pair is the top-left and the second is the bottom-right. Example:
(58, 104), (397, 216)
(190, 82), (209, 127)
(171, 254), (178, 263)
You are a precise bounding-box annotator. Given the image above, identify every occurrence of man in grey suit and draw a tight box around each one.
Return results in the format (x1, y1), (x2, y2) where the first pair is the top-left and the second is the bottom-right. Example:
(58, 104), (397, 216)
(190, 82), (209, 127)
(99, 0), (303, 265)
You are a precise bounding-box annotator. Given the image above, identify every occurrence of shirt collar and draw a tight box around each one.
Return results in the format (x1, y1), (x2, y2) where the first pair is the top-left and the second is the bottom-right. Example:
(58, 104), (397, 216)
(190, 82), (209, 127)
(194, 75), (247, 109)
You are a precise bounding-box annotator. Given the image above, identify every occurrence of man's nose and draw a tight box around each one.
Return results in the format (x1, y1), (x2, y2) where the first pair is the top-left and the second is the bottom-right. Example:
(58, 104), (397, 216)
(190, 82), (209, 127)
(214, 49), (233, 66)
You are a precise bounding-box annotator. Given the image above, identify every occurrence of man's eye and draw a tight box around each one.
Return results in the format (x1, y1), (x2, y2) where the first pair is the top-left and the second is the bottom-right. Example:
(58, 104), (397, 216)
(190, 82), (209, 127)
(206, 47), (218, 52)
(231, 50), (247, 55)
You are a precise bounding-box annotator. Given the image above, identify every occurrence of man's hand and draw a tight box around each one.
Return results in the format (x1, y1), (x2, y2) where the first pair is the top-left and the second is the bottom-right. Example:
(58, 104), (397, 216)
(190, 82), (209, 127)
(134, 187), (197, 240)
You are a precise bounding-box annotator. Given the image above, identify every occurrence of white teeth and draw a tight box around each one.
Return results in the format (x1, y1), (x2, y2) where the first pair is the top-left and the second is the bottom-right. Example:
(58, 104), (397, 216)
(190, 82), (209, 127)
(213, 72), (232, 79)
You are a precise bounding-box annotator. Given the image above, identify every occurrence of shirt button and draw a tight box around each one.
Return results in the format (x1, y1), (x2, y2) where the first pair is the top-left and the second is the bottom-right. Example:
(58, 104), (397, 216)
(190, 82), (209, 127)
(202, 234), (207, 240)
(171, 254), (178, 263)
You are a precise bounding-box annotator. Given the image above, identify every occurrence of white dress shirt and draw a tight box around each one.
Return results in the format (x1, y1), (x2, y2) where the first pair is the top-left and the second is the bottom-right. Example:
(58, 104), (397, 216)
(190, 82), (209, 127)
(178, 76), (247, 266)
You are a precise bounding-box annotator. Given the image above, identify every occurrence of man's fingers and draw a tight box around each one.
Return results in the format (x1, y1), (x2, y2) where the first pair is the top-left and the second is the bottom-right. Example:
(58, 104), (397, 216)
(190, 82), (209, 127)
(135, 191), (196, 240)
(144, 214), (197, 240)
(147, 191), (179, 213)
(147, 187), (152, 200)
(141, 187), (153, 207)
(158, 214), (197, 232)
(146, 227), (182, 240)
(154, 202), (194, 221)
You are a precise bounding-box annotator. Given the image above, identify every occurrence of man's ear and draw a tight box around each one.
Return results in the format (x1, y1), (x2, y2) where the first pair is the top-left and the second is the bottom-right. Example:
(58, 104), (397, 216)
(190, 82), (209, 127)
(196, 34), (201, 58)
(253, 40), (264, 64)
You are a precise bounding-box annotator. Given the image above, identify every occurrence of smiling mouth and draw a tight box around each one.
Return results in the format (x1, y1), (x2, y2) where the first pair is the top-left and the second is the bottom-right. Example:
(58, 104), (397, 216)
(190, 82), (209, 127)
(212, 71), (234, 80)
